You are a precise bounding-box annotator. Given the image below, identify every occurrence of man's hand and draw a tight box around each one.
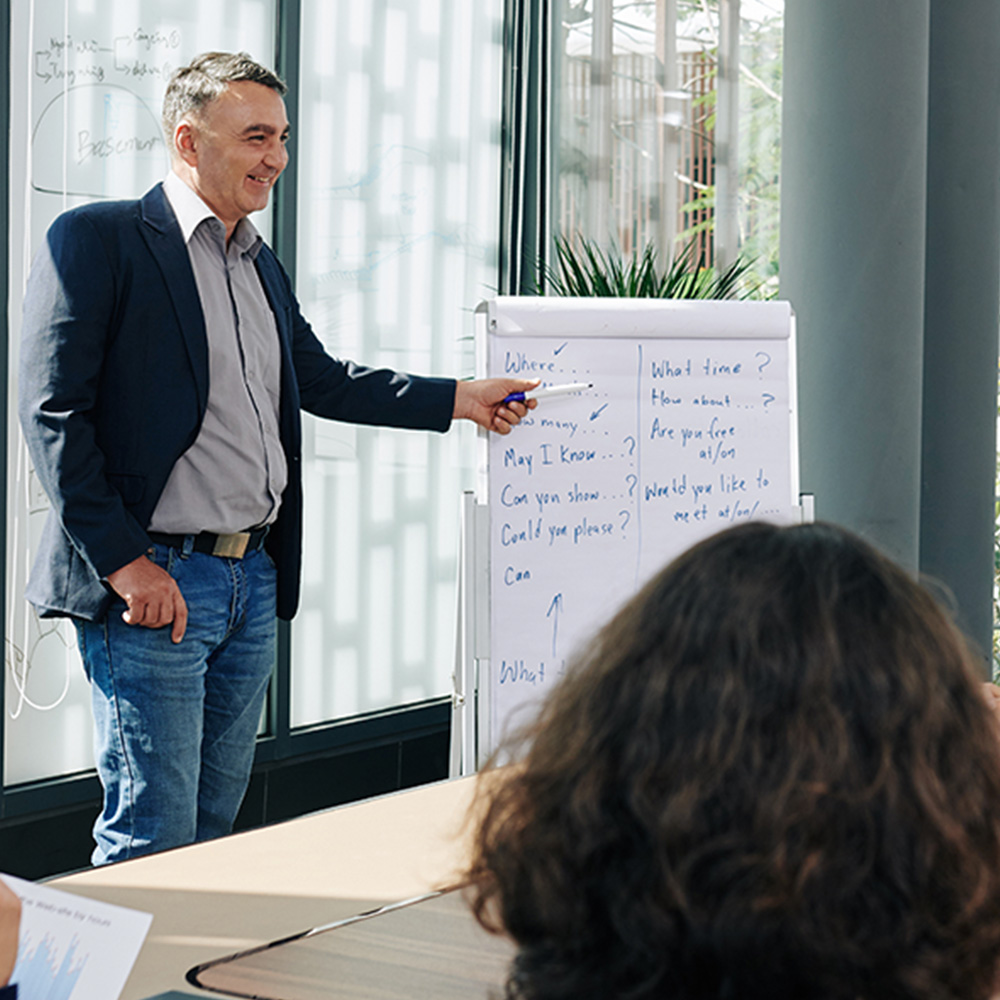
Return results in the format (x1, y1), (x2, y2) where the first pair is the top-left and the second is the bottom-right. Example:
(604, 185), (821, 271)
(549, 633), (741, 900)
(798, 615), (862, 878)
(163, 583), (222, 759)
(107, 553), (188, 643)
(453, 378), (540, 434)
(0, 879), (20, 987)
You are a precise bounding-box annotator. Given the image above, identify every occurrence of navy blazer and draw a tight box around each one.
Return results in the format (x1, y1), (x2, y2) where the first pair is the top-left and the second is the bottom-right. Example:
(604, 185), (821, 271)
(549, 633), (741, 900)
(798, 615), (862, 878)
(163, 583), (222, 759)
(18, 184), (456, 622)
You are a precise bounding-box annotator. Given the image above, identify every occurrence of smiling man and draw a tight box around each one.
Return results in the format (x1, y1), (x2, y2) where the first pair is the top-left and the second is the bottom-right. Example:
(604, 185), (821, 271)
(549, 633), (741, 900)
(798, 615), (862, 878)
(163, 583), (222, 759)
(18, 52), (535, 865)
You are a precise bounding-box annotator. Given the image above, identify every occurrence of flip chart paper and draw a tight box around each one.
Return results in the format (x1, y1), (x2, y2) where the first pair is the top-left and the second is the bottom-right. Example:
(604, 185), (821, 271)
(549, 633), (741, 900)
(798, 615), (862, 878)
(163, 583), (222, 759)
(484, 298), (798, 748)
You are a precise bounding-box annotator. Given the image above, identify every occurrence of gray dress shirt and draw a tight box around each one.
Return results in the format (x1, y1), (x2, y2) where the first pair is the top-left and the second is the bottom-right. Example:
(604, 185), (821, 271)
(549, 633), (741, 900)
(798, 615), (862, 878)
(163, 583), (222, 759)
(148, 172), (287, 535)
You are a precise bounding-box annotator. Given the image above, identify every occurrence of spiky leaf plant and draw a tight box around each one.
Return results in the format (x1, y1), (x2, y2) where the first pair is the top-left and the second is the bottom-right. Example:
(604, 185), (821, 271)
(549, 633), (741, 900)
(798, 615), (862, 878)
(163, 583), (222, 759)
(540, 235), (760, 300)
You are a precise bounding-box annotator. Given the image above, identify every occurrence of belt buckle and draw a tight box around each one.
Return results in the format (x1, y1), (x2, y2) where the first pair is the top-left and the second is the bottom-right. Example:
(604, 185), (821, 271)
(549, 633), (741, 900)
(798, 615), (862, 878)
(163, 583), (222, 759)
(212, 531), (250, 559)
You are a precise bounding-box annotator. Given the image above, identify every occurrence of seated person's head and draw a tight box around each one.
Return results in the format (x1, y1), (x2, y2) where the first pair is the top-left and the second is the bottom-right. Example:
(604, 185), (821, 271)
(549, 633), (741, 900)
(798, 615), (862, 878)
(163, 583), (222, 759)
(466, 521), (1000, 1000)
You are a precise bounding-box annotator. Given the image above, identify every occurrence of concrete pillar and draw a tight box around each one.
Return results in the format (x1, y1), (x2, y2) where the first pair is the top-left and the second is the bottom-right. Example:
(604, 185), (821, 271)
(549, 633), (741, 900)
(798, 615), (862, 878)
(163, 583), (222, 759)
(779, 1), (931, 569)
(781, 0), (1000, 660)
(920, 0), (1000, 656)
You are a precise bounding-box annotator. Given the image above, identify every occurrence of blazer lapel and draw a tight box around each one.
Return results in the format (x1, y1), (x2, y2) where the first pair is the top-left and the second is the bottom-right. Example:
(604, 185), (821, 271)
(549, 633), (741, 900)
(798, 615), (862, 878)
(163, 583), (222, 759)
(254, 249), (292, 353)
(138, 184), (210, 410)
(254, 248), (302, 453)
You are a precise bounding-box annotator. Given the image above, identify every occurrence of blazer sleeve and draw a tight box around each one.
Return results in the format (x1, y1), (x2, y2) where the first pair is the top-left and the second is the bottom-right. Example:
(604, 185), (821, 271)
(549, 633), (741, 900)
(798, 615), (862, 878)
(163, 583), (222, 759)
(18, 210), (152, 581)
(257, 249), (457, 431)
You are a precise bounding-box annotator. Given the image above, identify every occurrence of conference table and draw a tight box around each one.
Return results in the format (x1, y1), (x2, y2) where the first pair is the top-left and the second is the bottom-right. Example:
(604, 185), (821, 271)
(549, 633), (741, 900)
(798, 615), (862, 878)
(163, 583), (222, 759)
(49, 776), (514, 999)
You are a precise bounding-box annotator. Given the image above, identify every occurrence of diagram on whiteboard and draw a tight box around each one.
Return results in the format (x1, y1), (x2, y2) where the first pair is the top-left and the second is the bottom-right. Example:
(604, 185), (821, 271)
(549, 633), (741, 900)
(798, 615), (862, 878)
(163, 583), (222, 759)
(481, 298), (799, 748)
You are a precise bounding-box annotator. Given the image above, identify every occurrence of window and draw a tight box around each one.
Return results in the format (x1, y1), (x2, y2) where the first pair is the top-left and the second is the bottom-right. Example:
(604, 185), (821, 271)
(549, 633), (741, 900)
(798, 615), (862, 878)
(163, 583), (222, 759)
(0, 0), (782, 816)
(291, 0), (504, 725)
(552, 0), (782, 283)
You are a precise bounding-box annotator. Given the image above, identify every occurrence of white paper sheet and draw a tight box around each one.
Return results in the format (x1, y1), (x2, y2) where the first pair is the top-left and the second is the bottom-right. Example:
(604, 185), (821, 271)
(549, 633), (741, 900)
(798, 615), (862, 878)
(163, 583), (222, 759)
(1, 873), (152, 1000)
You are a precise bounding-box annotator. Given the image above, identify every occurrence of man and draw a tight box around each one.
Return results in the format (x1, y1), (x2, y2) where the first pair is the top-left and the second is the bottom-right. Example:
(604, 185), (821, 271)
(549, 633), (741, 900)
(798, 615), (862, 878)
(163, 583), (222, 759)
(18, 52), (535, 865)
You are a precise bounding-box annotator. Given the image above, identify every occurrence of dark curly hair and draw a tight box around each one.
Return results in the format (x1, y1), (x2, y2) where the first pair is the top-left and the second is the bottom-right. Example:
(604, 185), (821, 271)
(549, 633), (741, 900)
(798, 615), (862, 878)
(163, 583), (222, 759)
(465, 521), (1000, 1000)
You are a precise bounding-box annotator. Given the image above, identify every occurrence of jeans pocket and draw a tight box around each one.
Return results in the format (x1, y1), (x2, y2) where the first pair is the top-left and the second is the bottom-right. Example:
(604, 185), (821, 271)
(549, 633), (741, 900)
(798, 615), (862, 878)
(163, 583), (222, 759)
(147, 542), (180, 575)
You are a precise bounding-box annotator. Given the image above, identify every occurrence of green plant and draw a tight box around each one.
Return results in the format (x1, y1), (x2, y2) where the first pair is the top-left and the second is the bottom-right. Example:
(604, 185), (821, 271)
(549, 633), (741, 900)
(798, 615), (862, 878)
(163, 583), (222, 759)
(539, 235), (762, 300)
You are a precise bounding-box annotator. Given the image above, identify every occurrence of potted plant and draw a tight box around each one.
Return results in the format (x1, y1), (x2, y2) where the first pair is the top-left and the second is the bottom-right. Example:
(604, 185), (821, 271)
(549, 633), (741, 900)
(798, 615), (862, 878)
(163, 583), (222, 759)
(539, 234), (761, 300)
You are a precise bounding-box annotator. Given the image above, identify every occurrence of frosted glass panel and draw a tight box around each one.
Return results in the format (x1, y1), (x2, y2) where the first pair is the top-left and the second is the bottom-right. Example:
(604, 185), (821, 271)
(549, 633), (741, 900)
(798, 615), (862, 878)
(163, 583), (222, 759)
(5, 0), (277, 784)
(292, 1), (503, 726)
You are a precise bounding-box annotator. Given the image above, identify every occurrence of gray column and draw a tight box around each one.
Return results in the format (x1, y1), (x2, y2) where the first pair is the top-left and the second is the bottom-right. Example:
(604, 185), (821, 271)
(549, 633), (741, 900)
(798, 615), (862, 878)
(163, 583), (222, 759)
(779, 1), (931, 569)
(920, 0), (1000, 657)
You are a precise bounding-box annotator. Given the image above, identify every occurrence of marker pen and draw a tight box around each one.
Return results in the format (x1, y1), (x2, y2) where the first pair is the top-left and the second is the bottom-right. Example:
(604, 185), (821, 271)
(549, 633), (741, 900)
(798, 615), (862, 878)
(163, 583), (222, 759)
(503, 382), (593, 404)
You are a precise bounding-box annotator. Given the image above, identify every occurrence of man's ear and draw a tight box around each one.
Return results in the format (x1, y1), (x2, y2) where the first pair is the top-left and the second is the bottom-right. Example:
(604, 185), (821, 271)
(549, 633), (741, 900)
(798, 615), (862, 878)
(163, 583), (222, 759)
(174, 121), (198, 166)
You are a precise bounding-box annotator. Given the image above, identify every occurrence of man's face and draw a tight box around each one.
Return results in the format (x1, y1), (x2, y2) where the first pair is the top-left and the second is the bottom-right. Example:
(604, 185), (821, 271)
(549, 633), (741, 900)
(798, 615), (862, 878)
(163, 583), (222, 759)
(180, 80), (290, 237)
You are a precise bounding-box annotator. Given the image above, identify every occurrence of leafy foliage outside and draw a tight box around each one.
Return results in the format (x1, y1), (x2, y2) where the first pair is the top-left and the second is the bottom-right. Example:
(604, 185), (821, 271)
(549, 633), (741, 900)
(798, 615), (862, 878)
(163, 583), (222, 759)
(555, 1), (783, 289)
(675, 2), (784, 287)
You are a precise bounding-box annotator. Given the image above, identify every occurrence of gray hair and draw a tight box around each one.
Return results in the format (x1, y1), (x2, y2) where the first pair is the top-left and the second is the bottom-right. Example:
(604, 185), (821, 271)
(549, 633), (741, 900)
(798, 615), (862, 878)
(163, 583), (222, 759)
(162, 51), (287, 150)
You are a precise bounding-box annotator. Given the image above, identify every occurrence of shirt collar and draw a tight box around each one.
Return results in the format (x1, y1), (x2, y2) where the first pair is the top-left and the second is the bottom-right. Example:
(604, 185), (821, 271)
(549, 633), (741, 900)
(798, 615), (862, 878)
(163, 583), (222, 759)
(163, 171), (263, 258)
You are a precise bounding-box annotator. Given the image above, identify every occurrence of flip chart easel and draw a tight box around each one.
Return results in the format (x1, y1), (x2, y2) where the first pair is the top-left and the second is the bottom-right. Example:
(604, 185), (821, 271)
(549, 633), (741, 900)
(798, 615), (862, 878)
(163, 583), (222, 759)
(451, 297), (803, 773)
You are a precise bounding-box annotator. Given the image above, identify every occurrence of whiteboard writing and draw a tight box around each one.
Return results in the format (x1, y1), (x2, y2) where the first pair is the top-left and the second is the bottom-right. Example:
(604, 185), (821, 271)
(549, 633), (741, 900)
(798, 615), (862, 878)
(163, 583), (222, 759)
(34, 27), (181, 86)
(483, 298), (798, 746)
(30, 26), (185, 202)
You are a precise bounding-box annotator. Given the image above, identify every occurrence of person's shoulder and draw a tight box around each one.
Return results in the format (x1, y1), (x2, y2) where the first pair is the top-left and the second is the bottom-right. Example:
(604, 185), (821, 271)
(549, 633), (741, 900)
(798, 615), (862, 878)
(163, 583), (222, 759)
(56, 195), (142, 225)
(36, 190), (172, 276)
(45, 197), (143, 246)
(50, 183), (169, 235)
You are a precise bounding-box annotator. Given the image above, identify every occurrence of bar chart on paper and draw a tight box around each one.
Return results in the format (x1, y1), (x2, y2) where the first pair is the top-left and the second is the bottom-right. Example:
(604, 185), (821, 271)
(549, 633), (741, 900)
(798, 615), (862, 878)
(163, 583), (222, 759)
(11, 933), (86, 1000)
(2, 874), (152, 1000)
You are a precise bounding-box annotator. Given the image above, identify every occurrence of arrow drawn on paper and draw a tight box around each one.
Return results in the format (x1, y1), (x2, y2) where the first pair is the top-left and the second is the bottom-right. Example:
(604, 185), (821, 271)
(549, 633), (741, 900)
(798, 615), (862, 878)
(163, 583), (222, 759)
(546, 593), (563, 657)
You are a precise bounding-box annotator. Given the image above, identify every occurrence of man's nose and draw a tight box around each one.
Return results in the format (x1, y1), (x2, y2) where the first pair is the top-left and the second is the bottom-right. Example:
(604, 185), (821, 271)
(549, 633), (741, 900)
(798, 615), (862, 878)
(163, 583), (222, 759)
(264, 143), (288, 170)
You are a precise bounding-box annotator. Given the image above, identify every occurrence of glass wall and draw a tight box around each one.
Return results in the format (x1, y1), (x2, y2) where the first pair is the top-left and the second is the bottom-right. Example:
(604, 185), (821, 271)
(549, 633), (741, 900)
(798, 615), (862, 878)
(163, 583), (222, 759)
(4, 0), (277, 784)
(291, 0), (504, 726)
(2, 0), (782, 792)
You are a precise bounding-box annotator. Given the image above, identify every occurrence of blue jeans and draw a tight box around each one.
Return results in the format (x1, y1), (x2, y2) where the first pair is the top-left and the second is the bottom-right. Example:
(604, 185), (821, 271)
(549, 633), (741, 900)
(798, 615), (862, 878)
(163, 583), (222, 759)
(75, 541), (276, 865)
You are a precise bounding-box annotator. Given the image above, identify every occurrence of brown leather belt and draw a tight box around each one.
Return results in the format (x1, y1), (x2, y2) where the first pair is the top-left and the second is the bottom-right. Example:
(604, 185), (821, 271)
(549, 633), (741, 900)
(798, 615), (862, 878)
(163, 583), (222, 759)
(146, 526), (269, 559)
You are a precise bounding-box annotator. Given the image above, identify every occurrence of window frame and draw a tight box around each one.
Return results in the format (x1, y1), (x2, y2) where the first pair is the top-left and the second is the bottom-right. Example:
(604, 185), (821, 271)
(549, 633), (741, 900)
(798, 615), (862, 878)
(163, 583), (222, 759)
(0, 0), (525, 832)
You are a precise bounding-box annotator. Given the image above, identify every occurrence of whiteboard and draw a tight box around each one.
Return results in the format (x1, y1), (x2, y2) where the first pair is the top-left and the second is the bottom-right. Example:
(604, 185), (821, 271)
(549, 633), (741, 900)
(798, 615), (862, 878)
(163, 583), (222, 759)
(476, 297), (799, 753)
(6, 1), (277, 783)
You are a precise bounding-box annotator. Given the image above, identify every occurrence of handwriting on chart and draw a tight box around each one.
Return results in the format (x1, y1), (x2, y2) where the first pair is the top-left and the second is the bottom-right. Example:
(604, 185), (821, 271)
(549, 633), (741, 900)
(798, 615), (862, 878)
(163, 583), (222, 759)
(496, 348), (785, 537)
(491, 337), (791, 691)
(34, 28), (181, 86)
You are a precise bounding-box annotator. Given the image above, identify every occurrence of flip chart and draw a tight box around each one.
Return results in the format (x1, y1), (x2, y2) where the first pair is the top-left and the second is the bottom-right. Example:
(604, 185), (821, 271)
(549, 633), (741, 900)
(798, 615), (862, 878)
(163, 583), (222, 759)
(479, 297), (799, 750)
